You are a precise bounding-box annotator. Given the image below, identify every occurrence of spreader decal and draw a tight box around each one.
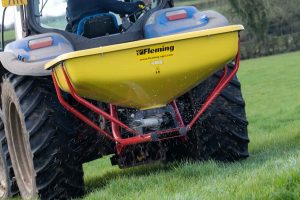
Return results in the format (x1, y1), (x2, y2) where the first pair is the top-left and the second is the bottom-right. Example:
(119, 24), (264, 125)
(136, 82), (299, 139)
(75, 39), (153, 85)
(136, 44), (175, 62)
(136, 45), (175, 56)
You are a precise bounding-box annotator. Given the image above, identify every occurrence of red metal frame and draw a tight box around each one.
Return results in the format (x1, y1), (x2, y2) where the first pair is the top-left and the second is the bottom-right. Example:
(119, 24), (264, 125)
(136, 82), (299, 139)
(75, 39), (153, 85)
(51, 41), (240, 154)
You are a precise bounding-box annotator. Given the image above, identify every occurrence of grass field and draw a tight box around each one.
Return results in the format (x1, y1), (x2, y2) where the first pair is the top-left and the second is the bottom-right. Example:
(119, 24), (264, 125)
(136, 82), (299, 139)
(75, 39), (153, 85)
(82, 51), (300, 200)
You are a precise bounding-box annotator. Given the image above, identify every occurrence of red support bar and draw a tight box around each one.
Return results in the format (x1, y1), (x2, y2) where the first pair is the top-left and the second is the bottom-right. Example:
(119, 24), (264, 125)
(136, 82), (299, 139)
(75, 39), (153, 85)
(52, 73), (117, 142)
(188, 43), (240, 129)
(214, 66), (229, 93)
(110, 104), (122, 140)
(171, 100), (185, 127)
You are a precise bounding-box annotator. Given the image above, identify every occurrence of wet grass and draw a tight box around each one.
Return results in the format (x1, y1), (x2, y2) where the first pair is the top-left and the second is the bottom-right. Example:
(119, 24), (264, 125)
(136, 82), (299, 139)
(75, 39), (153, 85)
(82, 51), (300, 200)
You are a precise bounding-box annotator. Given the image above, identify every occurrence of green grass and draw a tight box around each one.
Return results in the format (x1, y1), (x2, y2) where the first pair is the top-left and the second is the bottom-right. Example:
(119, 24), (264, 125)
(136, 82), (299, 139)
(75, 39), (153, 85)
(82, 51), (300, 200)
(1, 29), (15, 47)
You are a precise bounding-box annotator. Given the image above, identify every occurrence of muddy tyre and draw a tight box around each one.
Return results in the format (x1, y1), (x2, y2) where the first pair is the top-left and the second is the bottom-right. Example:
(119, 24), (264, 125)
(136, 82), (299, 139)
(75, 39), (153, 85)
(1, 75), (84, 199)
(0, 112), (19, 199)
(178, 64), (249, 161)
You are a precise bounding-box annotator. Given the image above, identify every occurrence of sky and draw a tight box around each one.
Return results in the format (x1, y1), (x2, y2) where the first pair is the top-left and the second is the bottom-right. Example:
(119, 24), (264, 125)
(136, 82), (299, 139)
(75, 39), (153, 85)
(0, 0), (67, 26)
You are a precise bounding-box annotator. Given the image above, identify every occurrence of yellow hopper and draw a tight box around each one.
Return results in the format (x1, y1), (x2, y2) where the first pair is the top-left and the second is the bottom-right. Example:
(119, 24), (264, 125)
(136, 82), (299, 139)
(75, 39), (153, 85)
(46, 25), (244, 110)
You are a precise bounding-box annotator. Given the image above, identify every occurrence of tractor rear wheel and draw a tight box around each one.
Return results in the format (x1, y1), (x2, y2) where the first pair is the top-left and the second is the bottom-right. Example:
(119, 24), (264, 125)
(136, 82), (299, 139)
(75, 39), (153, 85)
(0, 112), (19, 198)
(1, 74), (84, 199)
(177, 64), (249, 161)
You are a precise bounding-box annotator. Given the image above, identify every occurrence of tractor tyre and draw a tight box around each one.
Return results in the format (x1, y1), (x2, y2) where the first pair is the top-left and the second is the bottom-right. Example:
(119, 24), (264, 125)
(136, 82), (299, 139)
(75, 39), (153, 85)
(0, 112), (19, 198)
(177, 64), (249, 161)
(1, 74), (84, 199)
(68, 101), (114, 164)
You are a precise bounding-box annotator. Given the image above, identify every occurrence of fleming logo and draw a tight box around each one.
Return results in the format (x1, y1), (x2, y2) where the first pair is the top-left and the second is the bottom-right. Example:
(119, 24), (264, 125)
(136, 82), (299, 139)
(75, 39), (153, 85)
(136, 45), (175, 56)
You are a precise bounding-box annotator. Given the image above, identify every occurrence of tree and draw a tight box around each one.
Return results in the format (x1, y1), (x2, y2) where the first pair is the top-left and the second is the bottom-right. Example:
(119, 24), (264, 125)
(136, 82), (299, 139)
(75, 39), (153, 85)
(227, 0), (268, 40)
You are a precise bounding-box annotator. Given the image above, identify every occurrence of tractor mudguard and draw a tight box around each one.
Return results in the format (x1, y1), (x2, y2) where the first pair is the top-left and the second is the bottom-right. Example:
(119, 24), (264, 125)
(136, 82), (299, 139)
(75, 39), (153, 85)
(0, 52), (51, 76)
(0, 32), (73, 76)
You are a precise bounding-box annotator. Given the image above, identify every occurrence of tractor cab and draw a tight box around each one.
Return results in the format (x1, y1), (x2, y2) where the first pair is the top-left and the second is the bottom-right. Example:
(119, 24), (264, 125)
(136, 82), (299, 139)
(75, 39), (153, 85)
(1, 0), (163, 45)
(75, 13), (120, 38)
(33, 0), (160, 38)
(0, 0), (166, 75)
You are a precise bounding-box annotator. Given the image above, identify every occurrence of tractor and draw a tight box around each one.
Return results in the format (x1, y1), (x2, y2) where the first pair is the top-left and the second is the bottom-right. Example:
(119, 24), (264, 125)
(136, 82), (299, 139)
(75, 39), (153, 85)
(0, 0), (249, 199)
